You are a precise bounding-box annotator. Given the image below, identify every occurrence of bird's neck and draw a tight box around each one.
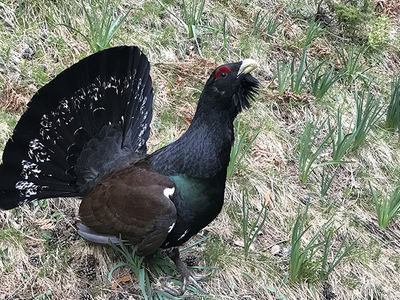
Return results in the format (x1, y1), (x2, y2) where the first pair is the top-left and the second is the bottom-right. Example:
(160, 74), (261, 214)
(150, 108), (235, 178)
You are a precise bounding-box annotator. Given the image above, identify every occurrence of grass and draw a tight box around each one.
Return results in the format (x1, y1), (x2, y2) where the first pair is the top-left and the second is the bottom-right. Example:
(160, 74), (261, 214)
(109, 242), (191, 299)
(158, 0), (205, 56)
(272, 50), (309, 96)
(335, 45), (371, 84)
(252, 10), (282, 41)
(289, 202), (357, 283)
(308, 62), (343, 101)
(227, 117), (260, 178)
(385, 75), (400, 135)
(290, 50), (308, 94)
(370, 181), (400, 229)
(351, 91), (384, 150)
(320, 166), (339, 197)
(329, 109), (354, 161)
(181, 0), (206, 40)
(303, 20), (322, 48)
(240, 189), (268, 259)
(275, 60), (291, 95)
(298, 116), (336, 184)
(62, 0), (131, 53)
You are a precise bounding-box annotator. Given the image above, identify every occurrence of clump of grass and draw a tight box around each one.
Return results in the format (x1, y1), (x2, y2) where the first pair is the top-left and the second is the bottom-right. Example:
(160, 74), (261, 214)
(290, 50), (308, 94)
(320, 166), (339, 197)
(289, 202), (358, 282)
(181, 0), (205, 39)
(308, 63), (343, 100)
(62, 0), (131, 53)
(298, 116), (336, 184)
(328, 109), (354, 161)
(240, 189), (268, 259)
(370, 181), (400, 229)
(252, 10), (282, 41)
(303, 20), (322, 48)
(385, 76), (400, 135)
(158, 0), (205, 56)
(351, 91), (383, 150)
(336, 46), (371, 84)
(328, 91), (382, 159)
(220, 15), (230, 53)
(227, 118), (260, 178)
(109, 239), (208, 299)
(109, 242), (175, 299)
(252, 10), (266, 36)
(275, 60), (291, 95)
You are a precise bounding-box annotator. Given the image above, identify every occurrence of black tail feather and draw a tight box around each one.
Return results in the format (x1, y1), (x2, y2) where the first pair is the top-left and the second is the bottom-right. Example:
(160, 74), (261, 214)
(0, 46), (153, 209)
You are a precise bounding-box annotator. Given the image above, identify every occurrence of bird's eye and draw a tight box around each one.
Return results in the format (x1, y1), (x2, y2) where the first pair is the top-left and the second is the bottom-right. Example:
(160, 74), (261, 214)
(215, 66), (231, 80)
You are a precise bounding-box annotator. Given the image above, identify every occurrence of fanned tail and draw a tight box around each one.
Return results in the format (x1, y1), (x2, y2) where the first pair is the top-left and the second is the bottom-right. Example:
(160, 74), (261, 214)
(0, 46), (153, 209)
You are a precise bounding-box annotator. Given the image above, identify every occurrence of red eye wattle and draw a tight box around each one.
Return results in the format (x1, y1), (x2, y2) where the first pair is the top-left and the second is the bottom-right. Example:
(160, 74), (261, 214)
(215, 66), (231, 80)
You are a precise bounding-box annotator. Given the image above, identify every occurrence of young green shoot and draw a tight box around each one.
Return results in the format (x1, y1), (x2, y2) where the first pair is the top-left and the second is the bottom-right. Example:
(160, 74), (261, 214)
(335, 46), (371, 84)
(351, 91), (383, 150)
(252, 10), (266, 37)
(158, 0), (205, 57)
(289, 202), (358, 282)
(370, 181), (400, 229)
(275, 60), (291, 95)
(328, 109), (354, 161)
(252, 10), (282, 41)
(320, 166), (339, 197)
(241, 189), (268, 259)
(289, 202), (326, 282)
(385, 75), (400, 137)
(298, 116), (336, 184)
(62, 0), (131, 53)
(108, 242), (176, 299)
(303, 20), (322, 48)
(221, 15), (230, 54)
(227, 118), (260, 178)
(308, 63), (343, 100)
(290, 50), (308, 94)
(109, 238), (210, 299)
(320, 228), (358, 281)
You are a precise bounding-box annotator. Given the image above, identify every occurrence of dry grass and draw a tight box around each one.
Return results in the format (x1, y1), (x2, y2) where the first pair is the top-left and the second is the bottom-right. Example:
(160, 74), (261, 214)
(1, 0), (400, 299)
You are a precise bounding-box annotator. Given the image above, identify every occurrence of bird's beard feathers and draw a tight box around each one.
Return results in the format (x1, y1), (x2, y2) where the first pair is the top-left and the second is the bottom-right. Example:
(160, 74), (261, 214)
(233, 74), (260, 112)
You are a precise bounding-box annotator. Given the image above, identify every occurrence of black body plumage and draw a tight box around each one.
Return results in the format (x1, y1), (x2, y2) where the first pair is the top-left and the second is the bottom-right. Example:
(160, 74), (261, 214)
(0, 46), (259, 255)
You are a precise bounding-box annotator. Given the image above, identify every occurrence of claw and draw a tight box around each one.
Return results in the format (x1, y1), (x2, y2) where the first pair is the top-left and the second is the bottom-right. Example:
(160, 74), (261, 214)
(159, 248), (209, 296)
(160, 274), (205, 296)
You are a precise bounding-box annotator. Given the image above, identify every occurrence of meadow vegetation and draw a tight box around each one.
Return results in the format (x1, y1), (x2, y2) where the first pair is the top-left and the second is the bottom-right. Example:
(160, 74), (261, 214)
(1, 0), (400, 299)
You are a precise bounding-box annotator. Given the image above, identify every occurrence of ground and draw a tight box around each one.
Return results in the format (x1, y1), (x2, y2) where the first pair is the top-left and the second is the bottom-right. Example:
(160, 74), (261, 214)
(1, 0), (400, 299)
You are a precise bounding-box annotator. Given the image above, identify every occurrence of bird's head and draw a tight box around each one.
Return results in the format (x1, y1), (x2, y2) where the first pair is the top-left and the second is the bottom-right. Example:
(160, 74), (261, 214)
(199, 59), (259, 117)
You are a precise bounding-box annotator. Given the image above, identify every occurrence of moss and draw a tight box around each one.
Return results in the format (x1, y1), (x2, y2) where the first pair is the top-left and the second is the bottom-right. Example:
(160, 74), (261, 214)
(340, 271), (360, 290)
(0, 225), (26, 247)
(330, 0), (374, 31)
(367, 14), (391, 50)
(202, 236), (232, 267)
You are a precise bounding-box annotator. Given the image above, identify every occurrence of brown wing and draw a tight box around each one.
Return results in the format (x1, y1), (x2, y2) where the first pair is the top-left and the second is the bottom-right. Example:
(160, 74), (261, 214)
(78, 164), (177, 256)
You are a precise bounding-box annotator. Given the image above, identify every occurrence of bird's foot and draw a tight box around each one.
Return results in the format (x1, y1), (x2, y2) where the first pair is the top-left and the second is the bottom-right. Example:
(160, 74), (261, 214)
(160, 273), (206, 296)
(160, 248), (209, 296)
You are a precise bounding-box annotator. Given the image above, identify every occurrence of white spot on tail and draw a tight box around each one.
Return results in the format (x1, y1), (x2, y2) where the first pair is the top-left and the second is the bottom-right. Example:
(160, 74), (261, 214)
(21, 160), (41, 179)
(73, 127), (84, 136)
(177, 229), (189, 241)
(168, 222), (176, 233)
(163, 187), (175, 199)
(15, 181), (38, 197)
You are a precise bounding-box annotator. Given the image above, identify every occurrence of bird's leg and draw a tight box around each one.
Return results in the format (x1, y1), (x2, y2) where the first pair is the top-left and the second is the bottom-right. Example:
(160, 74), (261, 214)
(162, 247), (205, 296)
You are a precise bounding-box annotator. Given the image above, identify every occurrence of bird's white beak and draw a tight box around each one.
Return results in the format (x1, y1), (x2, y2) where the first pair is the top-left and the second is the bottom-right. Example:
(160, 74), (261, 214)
(238, 59), (259, 76)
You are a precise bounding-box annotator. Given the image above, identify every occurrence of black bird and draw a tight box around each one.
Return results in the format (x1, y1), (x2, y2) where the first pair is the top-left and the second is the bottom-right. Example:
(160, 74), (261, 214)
(0, 46), (259, 293)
